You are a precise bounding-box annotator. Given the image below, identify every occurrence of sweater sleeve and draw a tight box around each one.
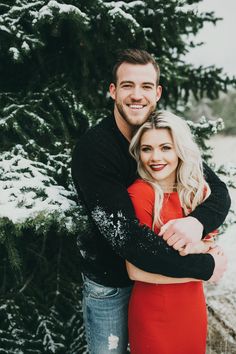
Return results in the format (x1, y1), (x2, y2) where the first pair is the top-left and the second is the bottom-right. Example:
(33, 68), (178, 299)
(189, 163), (231, 236)
(72, 135), (215, 281)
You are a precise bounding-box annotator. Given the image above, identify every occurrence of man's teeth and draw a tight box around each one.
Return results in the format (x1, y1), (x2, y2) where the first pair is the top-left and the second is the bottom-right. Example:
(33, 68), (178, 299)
(129, 105), (143, 109)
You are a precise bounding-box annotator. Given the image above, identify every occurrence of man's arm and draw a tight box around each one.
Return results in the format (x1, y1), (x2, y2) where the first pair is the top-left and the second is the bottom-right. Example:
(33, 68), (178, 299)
(190, 163), (231, 235)
(158, 164), (230, 248)
(126, 261), (198, 284)
(72, 134), (216, 280)
(126, 242), (227, 284)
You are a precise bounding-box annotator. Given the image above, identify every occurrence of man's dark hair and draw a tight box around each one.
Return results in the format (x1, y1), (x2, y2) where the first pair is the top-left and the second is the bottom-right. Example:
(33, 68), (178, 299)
(112, 49), (160, 85)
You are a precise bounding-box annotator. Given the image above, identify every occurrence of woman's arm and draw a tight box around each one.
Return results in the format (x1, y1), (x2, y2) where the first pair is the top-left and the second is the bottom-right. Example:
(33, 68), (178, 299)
(126, 261), (198, 284)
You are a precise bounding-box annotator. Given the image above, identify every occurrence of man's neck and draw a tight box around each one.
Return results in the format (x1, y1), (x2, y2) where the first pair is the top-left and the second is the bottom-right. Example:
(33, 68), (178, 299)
(114, 111), (133, 142)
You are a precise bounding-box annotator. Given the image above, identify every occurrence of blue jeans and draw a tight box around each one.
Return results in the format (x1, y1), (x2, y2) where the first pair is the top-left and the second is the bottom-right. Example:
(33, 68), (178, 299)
(82, 275), (132, 354)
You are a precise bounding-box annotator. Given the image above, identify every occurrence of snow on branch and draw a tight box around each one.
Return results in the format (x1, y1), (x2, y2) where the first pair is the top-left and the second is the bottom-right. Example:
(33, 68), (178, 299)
(37, 0), (89, 24)
(0, 146), (76, 224)
(6, 1), (44, 14)
(99, 0), (144, 28)
(101, 0), (145, 9)
(187, 116), (225, 137)
(0, 0), (89, 62)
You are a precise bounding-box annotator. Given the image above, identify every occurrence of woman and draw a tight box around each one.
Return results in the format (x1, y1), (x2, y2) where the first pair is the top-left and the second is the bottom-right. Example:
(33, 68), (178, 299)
(127, 110), (222, 354)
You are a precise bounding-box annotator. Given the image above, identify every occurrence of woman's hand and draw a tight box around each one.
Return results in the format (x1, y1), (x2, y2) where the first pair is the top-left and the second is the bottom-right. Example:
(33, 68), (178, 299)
(179, 240), (215, 256)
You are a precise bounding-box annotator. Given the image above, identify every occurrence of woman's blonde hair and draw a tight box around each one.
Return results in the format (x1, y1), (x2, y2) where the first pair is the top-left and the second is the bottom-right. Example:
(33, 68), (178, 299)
(129, 110), (211, 229)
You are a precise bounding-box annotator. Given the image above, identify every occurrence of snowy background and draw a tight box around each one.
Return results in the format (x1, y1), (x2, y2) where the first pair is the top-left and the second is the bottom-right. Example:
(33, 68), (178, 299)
(186, 0), (236, 77)
(186, 6), (236, 346)
(206, 135), (236, 354)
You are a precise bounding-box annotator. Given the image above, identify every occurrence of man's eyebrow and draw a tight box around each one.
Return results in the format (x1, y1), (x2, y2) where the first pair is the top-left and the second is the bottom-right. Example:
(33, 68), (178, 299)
(119, 80), (134, 85)
(119, 81), (155, 86)
(142, 82), (155, 86)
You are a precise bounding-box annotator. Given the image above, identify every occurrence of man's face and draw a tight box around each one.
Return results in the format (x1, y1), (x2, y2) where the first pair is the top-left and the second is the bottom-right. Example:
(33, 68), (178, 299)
(109, 62), (162, 134)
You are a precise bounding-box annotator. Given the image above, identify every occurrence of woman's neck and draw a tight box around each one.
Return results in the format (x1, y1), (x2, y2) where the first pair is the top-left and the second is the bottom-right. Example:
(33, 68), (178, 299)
(154, 181), (177, 193)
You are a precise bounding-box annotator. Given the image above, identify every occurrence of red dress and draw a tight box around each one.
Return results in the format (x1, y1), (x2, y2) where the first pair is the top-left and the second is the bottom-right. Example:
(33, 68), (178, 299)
(128, 179), (207, 354)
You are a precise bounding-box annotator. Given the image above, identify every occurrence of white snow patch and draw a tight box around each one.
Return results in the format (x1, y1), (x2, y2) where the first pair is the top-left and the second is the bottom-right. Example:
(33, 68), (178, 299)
(8, 2), (44, 14)
(102, 1), (145, 10)
(38, 0), (89, 23)
(108, 7), (139, 27)
(175, 4), (198, 13)
(91, 206), (128, 247)
(108, 334), (119, 350)
(9, 47), (20, 61)
(187, 117), (225, 134)
(0, 149), (75, 223)
(0, 25), (11, 34)
(143, 27), (152, 34)
(100, 0), (141, 27)
(21, 41), (30, 52)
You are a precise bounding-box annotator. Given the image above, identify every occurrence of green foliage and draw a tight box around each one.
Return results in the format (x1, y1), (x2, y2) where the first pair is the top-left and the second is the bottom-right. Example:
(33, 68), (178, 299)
(0, 217), (22, 273)
(0, 0), (235, 352)
(209, 90), (236, 135)
(187, 116), (225, 161)
(0, 0), (235, 111)
(183, 89), (236, 135)
(0, 83), (90, 152)
(0, 216), (87, 353)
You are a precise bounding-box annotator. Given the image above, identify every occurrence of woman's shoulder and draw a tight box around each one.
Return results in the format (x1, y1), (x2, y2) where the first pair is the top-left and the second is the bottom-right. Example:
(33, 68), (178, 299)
(128, 179), (154, 198)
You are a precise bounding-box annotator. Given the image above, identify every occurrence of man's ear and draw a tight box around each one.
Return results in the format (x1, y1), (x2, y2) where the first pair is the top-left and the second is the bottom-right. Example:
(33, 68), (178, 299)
(156, 85), (162, 102)
(109, 83), (116, 100)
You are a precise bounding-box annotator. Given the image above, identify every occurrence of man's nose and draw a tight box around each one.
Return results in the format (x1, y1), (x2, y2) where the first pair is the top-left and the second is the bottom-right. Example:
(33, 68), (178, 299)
(130, 87), (143, 100)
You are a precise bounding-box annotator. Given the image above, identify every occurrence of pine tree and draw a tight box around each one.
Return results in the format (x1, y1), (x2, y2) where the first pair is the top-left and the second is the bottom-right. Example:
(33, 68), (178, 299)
(0, 0), (235, 352)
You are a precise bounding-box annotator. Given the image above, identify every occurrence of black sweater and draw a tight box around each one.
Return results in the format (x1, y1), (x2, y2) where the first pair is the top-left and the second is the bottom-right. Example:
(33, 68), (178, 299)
(72, 115), (231, 287)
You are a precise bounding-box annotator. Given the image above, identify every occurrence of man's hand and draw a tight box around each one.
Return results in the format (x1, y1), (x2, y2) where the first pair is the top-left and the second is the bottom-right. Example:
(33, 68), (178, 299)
(207, 246), (227, 283)
(159, 216), (204, 251)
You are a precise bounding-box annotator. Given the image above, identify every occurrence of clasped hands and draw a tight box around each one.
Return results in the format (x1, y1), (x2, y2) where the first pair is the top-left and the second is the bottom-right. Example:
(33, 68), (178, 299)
(159, 216), (215, 255)
(159, 216), (227, 283)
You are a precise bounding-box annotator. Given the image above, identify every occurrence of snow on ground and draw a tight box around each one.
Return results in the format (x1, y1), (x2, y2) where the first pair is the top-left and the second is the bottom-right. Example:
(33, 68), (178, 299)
(205, 135), (236, 350)
(207, 135), (236, 292)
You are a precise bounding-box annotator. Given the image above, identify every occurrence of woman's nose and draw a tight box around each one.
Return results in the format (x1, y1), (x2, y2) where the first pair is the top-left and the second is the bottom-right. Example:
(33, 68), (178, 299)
(151, 149), (162, 161)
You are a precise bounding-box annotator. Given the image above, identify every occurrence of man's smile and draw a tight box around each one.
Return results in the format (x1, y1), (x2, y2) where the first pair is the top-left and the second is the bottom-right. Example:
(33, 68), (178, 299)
(127, 104), (146, 110)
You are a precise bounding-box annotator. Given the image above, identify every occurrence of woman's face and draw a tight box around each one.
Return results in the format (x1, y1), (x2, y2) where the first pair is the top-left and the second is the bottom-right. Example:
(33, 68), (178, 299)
(140, 128), (179, 189)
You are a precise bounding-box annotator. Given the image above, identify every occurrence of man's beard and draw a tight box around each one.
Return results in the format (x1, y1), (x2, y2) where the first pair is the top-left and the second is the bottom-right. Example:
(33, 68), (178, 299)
(116, 102), (155, 127)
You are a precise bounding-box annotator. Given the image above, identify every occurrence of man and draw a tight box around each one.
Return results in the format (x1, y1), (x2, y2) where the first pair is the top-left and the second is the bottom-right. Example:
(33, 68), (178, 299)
(72, 49), (230, 354)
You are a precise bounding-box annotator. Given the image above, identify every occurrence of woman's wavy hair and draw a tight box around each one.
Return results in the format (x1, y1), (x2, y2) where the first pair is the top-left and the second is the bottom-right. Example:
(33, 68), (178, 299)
(129, 110), (211, 229)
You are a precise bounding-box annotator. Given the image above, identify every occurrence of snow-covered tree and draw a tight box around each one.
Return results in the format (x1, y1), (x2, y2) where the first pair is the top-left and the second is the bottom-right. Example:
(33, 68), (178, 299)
(0, 0), (235, 352)
(1, 0), (234, 107)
